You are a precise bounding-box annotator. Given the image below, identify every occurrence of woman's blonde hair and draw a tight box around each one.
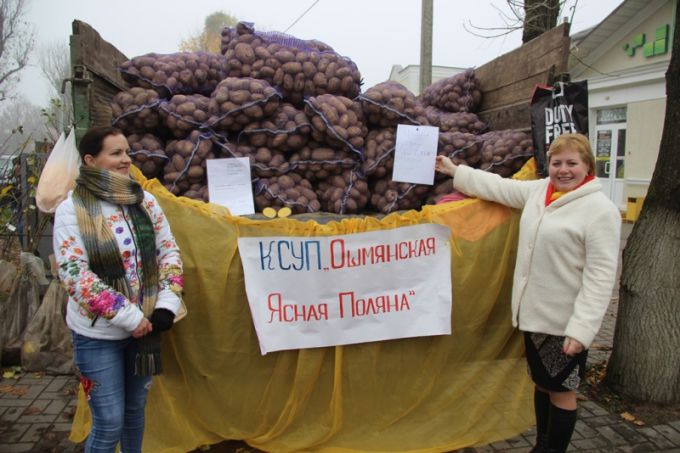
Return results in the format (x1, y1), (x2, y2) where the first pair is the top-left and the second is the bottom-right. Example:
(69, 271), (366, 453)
(546, 133), (595, 176)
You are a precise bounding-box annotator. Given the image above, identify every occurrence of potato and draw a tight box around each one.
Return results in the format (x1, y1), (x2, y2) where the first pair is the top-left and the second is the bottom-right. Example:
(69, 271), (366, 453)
(120, 51), (227, 96)
(254, 173), (320, 214)
(163, 130), (215, 192)
(220, 21), (361, 107)
(111, 88), (163, 135)
(159, 94), (211, 138)
(237, 103), (312, 152)
(424, 106), (488, 134)
(369, 179), (430, 214)
(208, 77), (281, 133)
(316, 168), (368, 214)
(304, 95), (367, 155)
(288, 144), (357, 181)
(126, 133), (167, 179)
(421, 69), (483, 113)
(478, 130), (534, 177)
(359, 81), (429, 128)
(219, 141), (290, 178)
(362, 128), (396, 178)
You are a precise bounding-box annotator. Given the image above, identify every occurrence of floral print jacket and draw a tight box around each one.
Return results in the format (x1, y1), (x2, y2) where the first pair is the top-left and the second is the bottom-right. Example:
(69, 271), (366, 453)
(53, 191), (184, 340)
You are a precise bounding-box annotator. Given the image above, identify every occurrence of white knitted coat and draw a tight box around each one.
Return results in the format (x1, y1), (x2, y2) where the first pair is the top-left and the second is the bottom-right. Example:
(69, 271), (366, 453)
(453, 165), (621, 348)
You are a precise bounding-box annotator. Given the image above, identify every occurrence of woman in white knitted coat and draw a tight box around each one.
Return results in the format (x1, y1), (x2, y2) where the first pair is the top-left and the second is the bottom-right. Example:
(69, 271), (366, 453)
(435, 133), (620, 453)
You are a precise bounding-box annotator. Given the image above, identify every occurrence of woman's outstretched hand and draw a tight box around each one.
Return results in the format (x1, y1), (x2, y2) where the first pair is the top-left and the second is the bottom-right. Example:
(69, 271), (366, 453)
(435, 155), (458, 177)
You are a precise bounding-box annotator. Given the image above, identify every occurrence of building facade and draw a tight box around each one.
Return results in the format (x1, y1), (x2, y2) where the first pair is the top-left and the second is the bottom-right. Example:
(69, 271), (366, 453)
(570, 0), (675, 209)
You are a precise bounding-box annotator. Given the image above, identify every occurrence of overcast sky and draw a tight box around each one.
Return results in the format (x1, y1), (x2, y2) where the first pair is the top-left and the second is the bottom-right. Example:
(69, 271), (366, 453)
(19, 0), (624, 106)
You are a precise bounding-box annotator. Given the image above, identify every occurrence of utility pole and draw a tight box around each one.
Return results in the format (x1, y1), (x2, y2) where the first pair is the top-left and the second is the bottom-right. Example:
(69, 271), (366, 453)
(419, 0), (433, 95)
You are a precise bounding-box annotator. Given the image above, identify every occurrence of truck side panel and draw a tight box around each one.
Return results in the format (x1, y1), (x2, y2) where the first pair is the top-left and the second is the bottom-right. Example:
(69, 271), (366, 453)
(70, 20), (130, 140)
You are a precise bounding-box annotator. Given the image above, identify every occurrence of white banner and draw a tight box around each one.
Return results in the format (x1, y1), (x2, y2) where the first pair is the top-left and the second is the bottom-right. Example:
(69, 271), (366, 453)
(238, 224), (452, 354)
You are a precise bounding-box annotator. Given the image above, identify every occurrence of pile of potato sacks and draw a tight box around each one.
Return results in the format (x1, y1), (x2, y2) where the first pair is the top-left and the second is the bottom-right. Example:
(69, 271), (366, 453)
(113, 21), (534, 215)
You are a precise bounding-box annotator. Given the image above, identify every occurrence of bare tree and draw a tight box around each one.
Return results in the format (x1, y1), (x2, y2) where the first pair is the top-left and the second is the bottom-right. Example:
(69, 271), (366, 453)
(465, 0), (569, 43)
(604, 4), (680, 404)
(0, 95), (53, 153)
(0, 0), (34, 101)
(179, 11), (238, 53)
(37, 41), (73, 131)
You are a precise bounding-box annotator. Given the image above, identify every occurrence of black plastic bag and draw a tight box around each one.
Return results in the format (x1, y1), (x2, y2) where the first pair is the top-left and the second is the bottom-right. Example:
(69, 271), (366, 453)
(530, 81), (588, 176)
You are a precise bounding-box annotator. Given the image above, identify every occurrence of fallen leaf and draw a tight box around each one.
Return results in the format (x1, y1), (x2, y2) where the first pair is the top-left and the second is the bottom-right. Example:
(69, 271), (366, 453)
(620, 411), (636, 422)
(634, 420), (645, 426)
(12, 387), (28, 397)
(23, 406), (43, 415)
(0, 385), (28, 397)
(2, 370), (16, 379)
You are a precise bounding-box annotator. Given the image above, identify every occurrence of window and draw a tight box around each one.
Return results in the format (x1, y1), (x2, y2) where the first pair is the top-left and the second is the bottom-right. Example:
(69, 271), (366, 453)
(596, 107), (627, 125)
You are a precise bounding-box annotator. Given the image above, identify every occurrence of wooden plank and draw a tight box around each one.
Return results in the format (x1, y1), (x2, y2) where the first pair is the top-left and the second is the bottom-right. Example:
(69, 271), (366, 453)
(91, 75), (122, 128)
(481, 71), (553, 111)
(71, 20), (129, 91)
(474, 23), (571, 130)
(475, 23), (570, 95)
(71, 20), (132, 135)
(478, 102), (531, 131)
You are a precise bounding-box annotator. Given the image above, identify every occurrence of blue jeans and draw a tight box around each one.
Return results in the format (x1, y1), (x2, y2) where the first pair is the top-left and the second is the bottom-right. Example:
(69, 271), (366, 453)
(72, 333), (152, 453)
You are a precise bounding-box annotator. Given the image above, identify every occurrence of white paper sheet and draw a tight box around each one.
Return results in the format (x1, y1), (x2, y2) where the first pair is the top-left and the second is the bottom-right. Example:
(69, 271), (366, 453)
(206, 157), (255, 216)
(392, 124), (440, 185)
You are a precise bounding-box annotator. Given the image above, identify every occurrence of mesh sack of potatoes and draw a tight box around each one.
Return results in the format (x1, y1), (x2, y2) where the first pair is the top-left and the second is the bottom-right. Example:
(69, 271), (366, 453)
(207, 77), (282, 133)
(127, 133), (167, 180)
(182, 184), (210, 203)
(119, 51), (227, 96)
(162, 130), (215, 197)
(369, 179), (431, 214)
(421, 68), (483, 113)
(236, 103), (311, 152)
(437, 131), (484, 170)
(316, 168), (368, 214)
(361, 128), (398, 179)
(304, 94), (367, 156)
(424, 106), (487, 134)
(478, 130), (534, 177)
(159, 94), (211, 138)
(111, 88), (164, 135)
(254, 173), (321, 214)
(426, 179), (457, 204)
(358, 81), (428, 128)
(288, 144), (358, 182)
(220, 22), (362, 107)
(215, 140), (291, 178)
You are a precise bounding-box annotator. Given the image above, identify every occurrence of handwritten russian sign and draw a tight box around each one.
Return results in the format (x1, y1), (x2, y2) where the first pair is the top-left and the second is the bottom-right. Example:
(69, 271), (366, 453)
(392, 124), (439, 185)
(237, 224), (452, 354)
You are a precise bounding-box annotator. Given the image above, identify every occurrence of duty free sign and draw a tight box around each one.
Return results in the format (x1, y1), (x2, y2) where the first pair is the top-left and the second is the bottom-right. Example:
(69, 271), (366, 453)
(238, 224), (453, 354)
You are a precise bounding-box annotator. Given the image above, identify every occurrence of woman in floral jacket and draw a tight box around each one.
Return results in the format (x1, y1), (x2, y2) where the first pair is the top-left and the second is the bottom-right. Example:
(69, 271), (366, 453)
(53, 126), (184, 453)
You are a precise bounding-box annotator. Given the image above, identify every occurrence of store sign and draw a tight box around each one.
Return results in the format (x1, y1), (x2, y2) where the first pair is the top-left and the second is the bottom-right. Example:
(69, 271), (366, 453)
(238, 224), (453, 354)
(623, 24), (669, 58)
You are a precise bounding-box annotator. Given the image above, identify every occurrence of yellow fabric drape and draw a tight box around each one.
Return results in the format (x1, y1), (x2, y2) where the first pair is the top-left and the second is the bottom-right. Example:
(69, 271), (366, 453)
(70, 161), (539, 452)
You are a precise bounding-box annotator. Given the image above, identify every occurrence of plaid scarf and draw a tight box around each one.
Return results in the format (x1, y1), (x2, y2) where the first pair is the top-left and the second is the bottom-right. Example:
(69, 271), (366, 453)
(73, 166), (162, 375)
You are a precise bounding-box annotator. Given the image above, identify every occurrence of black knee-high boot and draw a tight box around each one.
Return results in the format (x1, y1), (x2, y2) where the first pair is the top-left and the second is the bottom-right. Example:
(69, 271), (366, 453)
(546, 403), (577, 453)
(530, 388), (550, 453)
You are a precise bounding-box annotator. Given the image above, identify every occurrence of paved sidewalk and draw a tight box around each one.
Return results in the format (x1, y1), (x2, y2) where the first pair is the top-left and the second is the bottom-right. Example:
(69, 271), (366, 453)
(0, 374), (80, 452)
(3, 223), (680, 452)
